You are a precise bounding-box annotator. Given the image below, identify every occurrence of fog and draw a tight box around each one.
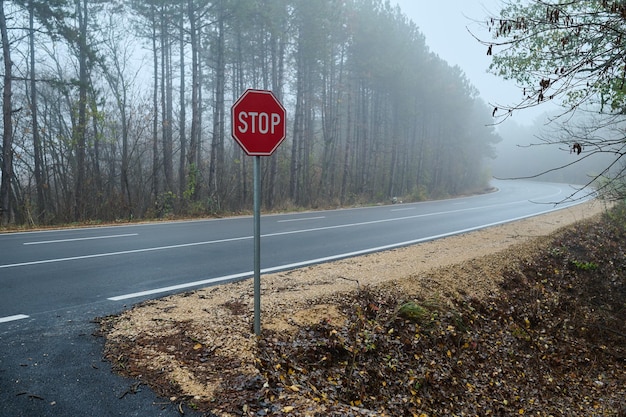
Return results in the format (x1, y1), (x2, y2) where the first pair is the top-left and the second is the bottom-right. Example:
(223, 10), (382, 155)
(393, 0), (613, 190)
(0, 1), (618, 227)
(490, 114), (618, 188)
(393, 0), (547, 123)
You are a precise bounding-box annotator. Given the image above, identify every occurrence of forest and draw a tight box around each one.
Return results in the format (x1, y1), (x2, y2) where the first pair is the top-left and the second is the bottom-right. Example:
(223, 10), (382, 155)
(0, 0), (500, 226)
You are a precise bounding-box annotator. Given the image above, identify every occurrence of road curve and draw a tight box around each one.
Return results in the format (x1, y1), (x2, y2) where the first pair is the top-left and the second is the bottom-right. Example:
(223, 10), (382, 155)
(0, 179), (592, 322)
(0, 179), (594, 417)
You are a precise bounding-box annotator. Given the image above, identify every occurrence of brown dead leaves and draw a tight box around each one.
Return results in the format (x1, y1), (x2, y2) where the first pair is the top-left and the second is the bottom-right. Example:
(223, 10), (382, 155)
(254, 213), (625, 415)
(99, 202), (624, 416)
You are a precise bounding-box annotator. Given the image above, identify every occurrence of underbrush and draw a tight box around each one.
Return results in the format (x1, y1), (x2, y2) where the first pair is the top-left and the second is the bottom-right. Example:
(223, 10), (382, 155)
(101, 205), (626, 416)
(251, 209), (626, 416)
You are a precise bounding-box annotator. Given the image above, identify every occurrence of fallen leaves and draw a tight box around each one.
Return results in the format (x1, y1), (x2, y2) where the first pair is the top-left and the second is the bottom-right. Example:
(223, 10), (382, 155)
(253, 212), (625, 416)
(99, 203), (625, 416)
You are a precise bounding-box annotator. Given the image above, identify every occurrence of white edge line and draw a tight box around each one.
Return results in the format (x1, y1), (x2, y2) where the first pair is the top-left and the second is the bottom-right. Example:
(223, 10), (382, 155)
(0, 314), (29, 323)
(107, 202), (583, 302)
(24, 233), (138, 245)
(108, 272), (252, 301)
(277, 216), (326, 223)
(4, 195), (590, 270)
(1, 235), (251, 269)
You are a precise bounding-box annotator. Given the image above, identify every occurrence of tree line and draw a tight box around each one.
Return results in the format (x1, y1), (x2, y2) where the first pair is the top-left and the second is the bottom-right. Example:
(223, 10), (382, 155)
(0, 0), (499, 226)
(482, 0), (626, 201)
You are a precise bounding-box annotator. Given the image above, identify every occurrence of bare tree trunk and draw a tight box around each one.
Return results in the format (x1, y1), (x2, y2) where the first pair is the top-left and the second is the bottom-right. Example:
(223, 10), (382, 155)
(234, 29), (246, 207)
(0, 0), (14, 225)
(29, 0), (45, 222)
(178, 2), (187, 200)
(89, 93), (102, 196)
(387, 108), (399, 199)
(73, 0), (89, 221)
(161, 10), (174, 195)
(120, 99), (130, 216)
(301, 77), (313, 205)
(290, 48), (304, 203)
(266, 10), (286, 209)
(151, 6), (159, 203)
(187, 0), (197, 175)
(340, 88), (352, 204)
(209, 16), (225, 207)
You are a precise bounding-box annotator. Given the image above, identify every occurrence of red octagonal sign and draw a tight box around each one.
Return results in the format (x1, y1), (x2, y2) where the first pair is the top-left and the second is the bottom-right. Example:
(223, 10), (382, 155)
(231, 89), (287, 156)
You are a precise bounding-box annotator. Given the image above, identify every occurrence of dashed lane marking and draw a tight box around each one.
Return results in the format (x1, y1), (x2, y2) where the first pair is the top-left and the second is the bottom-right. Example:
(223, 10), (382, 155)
(0, 314), (29, 324)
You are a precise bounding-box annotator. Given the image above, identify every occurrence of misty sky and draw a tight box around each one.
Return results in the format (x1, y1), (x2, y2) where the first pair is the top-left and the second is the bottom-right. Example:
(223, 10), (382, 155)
(393, 0), (543, 125)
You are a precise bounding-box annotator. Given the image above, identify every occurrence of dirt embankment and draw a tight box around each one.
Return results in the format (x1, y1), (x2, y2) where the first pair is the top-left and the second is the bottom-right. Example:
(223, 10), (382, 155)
(99, 200), (625, 416)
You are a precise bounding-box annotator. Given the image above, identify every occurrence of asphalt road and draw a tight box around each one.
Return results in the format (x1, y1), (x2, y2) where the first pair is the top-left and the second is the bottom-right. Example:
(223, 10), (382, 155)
(0, 179), (592, 416)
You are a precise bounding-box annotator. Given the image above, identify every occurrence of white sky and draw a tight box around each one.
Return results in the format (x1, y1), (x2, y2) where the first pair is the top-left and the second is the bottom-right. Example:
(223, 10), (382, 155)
(393, 0), (543, 125)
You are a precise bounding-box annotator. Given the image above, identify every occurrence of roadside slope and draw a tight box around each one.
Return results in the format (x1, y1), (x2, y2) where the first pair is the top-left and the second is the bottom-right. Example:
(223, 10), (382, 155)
(100, 200), (624, 416)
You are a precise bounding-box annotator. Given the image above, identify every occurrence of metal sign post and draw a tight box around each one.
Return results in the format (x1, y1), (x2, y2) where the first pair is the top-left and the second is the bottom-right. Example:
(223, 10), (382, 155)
(231, 89), (286, 336)
(253, 156), (261, 335)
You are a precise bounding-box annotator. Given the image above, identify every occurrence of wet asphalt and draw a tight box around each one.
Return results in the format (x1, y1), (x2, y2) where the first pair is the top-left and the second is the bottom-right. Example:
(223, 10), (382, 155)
(0, 303), (206, 417)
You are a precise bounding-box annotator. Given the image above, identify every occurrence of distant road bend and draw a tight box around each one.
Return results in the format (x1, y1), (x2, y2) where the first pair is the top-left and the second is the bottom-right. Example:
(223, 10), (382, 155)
(0, 180), (594, 324)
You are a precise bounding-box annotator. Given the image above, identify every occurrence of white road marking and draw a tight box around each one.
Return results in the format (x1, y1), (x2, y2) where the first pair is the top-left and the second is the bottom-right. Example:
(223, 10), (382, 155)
(0, 235), (251, 269)
(277, 216), (326, 223)
(390, 207), (416, 212)
(108, 273), (252, 301)
(0, 314), (29, 323)
(2, 198), (586, 271)
(23, 233), (138, 245)
(107, 202), (586, 302)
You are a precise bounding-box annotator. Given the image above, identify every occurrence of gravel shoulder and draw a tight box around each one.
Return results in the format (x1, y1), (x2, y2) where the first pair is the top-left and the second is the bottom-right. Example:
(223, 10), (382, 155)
(99, 200), (614, 415)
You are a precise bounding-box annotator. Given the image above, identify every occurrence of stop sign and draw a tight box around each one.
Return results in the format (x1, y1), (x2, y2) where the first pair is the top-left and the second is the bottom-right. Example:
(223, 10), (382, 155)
(231, 89), (287, 156)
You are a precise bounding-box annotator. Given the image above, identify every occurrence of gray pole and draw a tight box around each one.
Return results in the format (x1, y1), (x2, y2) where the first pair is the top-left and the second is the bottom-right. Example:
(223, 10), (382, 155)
(253, 155), (261, 336)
